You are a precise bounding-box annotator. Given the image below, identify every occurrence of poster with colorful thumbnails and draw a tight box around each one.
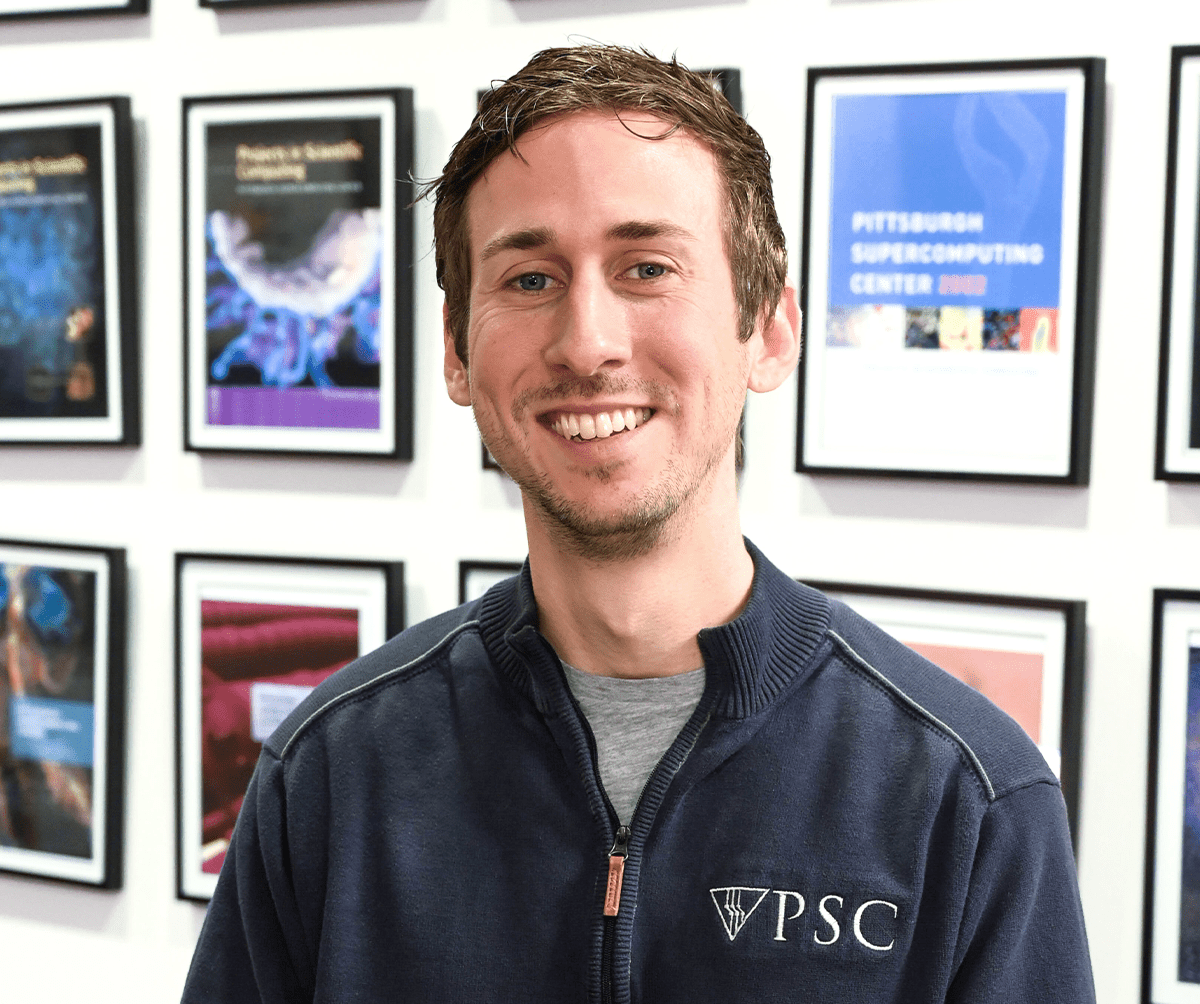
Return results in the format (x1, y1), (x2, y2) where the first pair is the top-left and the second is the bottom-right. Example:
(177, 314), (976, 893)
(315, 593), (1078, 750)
(184, 90), (413, 457)
(800, 60), (1103, 482)
(175, 554), (403, 901)
(0, 539), (125, 887)
(0, 99), (138, 444)
(1140, 593), (1200, 1004)
(806, 580), (1084, 845)
(1155, 49), (1200, 481)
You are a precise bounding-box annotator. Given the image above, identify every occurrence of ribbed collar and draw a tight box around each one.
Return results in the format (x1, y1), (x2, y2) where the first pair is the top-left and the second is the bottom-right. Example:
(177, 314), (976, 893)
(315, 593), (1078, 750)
(477, 539), (831, 721)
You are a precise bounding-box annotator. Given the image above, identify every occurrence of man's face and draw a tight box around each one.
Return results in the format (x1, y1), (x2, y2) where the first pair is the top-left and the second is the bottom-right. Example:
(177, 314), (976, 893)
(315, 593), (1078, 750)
(445, 110), (753, 559)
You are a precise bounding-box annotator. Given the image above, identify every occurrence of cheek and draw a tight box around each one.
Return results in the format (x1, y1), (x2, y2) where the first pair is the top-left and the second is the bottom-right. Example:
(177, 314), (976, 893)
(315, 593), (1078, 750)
(465, 335), (537, 419)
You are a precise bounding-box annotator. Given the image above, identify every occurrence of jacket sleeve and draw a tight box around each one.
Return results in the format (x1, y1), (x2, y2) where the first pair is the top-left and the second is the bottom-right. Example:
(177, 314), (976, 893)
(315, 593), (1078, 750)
(947, 779), (1094, 1003)
(180, 750), (315, 1003)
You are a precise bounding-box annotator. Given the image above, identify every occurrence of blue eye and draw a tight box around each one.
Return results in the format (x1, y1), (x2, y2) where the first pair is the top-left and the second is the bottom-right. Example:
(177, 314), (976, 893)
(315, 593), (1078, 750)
(516, 273), (549, 291)
(636, 263), (667, 279)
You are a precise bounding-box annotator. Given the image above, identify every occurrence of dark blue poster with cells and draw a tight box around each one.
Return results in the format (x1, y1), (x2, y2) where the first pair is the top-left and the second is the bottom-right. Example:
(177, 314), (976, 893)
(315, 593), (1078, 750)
(202, 116), (383, 434)
(0, 124), (109, 422)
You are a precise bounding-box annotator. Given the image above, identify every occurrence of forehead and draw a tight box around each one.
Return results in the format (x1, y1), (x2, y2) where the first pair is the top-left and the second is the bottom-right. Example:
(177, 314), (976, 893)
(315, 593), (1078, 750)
(464, 109), (724, 258)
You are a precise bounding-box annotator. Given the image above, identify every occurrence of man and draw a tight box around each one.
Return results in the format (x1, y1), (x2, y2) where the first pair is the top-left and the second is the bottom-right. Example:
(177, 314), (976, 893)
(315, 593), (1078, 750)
(182, 45), (1093, 1002)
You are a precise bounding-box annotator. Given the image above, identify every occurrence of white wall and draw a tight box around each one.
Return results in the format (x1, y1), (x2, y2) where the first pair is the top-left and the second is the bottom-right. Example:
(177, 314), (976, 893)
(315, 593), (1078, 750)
(0, 0), (1193, 998)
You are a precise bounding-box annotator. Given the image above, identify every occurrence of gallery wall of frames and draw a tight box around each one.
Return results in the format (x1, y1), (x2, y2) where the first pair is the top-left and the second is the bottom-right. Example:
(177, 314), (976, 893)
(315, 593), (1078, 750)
(1, 0), (1200, 1001)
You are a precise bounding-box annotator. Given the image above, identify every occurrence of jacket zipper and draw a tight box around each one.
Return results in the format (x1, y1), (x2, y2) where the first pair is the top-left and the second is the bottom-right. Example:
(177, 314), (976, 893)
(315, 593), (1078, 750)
(601, 825), (631, 1004)
(604, 825), (631, 916)
(544, 640), (713, 1004)
(596, 705), (715, 1004)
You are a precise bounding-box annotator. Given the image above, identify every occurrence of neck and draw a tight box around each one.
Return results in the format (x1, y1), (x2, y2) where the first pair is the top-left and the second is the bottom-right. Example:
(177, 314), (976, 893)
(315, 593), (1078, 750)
(524, 461), (754, 679)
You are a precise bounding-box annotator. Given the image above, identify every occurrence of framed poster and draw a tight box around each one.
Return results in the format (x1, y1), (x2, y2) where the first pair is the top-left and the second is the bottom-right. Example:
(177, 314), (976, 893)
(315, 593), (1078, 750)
(175, 553), (404, 900)
(0, 0), (144, 21)
(183, 89), (414, 459)
(459, 559), (522, 604)
(1156, 48), (1200, 481)
(0, 97), (139, 445)
(1141, 590), (1200, 1002)
(799, 59), (1104, 483)
(0, 538), (126, 888)
(808, 580), (1085, 841)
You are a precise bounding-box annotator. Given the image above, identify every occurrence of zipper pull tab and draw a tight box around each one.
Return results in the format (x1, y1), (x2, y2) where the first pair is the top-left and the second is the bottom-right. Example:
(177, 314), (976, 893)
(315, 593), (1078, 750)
(604, 825), (631, 917)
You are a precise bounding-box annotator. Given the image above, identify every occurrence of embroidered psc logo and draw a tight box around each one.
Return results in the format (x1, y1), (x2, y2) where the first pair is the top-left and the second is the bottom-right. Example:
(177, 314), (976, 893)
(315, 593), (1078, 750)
(709, 887), (771, 941)
(709, 886), (899, 951)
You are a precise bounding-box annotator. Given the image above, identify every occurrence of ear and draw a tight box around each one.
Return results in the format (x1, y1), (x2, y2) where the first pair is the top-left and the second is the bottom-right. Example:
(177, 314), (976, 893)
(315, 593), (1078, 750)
(747, 279), (802, 394)
(443, 300), (472, 407)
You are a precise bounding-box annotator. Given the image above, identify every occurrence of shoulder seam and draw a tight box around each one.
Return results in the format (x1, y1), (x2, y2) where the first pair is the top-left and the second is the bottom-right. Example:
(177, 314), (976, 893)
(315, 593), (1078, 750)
(827, 629), (996, 801)
(990, 774), (1061, 801)
(278, 619), (481, 759)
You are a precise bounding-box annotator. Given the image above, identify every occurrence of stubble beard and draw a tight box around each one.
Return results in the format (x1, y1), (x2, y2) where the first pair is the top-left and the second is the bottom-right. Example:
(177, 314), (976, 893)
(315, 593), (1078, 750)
(520, 461), (689, 562)
(480, 412), (736, 564)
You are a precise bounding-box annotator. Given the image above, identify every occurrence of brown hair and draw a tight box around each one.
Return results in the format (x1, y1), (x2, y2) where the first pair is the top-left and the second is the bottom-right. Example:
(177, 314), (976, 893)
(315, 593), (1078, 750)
(426, 44), (788, 363)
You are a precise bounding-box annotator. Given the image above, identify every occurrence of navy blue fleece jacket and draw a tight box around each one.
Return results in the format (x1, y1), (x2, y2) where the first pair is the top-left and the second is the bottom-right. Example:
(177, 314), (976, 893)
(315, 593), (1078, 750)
(181, 542), (1093, 1003)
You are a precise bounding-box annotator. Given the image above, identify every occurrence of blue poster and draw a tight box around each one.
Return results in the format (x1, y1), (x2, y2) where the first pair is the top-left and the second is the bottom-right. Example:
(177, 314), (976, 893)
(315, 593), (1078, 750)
(0, 124), (109, 419)
(828, 90), (1066, 314)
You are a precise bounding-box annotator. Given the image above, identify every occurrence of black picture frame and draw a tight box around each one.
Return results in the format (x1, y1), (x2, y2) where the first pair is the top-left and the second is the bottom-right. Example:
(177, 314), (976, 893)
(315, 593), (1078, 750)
(182, 89), (414, 459)
(1155, 47), (1200, 481)
(807, 579), (1086, 845)
(798, 58), (1105, 484)
(198, 0), (338, 11)
(0, 97), (140, 446)
(0, 0), (144, 22)
(458, 559), (522, 605)
(174, 551), (404, 901)
(1141, 589), (1200, 1000)
(0, 537), (126, 888)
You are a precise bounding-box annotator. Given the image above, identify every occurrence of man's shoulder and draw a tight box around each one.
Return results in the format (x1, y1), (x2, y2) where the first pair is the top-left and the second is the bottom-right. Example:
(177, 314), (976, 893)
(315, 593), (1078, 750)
(260, 597), (491, 760)
(818, 595), (1058, 802)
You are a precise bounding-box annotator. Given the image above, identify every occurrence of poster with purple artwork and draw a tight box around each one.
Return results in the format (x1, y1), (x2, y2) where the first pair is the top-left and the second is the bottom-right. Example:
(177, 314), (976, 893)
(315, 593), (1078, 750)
(1143, 594), (1200, 1003)
(184, 90), (413, 457)
(1181, 645), (1200, 984)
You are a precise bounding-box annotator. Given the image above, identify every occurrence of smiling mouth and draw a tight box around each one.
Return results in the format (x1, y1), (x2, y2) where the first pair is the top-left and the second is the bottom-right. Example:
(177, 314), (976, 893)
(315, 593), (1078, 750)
(549, 407), (653, 442)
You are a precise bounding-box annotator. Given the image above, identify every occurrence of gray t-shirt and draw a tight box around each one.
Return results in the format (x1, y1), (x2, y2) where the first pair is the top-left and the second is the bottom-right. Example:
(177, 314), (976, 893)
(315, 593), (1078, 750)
(562, 662), (706, 826)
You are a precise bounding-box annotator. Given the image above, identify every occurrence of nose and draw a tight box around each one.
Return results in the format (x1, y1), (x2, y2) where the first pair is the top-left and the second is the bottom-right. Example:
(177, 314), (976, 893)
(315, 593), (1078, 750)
(543, 272), (632, 376)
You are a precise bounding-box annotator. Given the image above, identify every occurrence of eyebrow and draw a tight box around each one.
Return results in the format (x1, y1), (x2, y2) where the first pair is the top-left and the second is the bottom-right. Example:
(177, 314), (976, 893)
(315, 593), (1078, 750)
(605, 219), (697, 243)
(479, 226), (555, 264)
(477, 219), (698, 265)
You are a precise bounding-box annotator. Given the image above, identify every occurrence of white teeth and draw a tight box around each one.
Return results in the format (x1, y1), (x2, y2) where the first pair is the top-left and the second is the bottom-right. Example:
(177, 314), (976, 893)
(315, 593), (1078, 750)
(551, 407), (653, 441)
